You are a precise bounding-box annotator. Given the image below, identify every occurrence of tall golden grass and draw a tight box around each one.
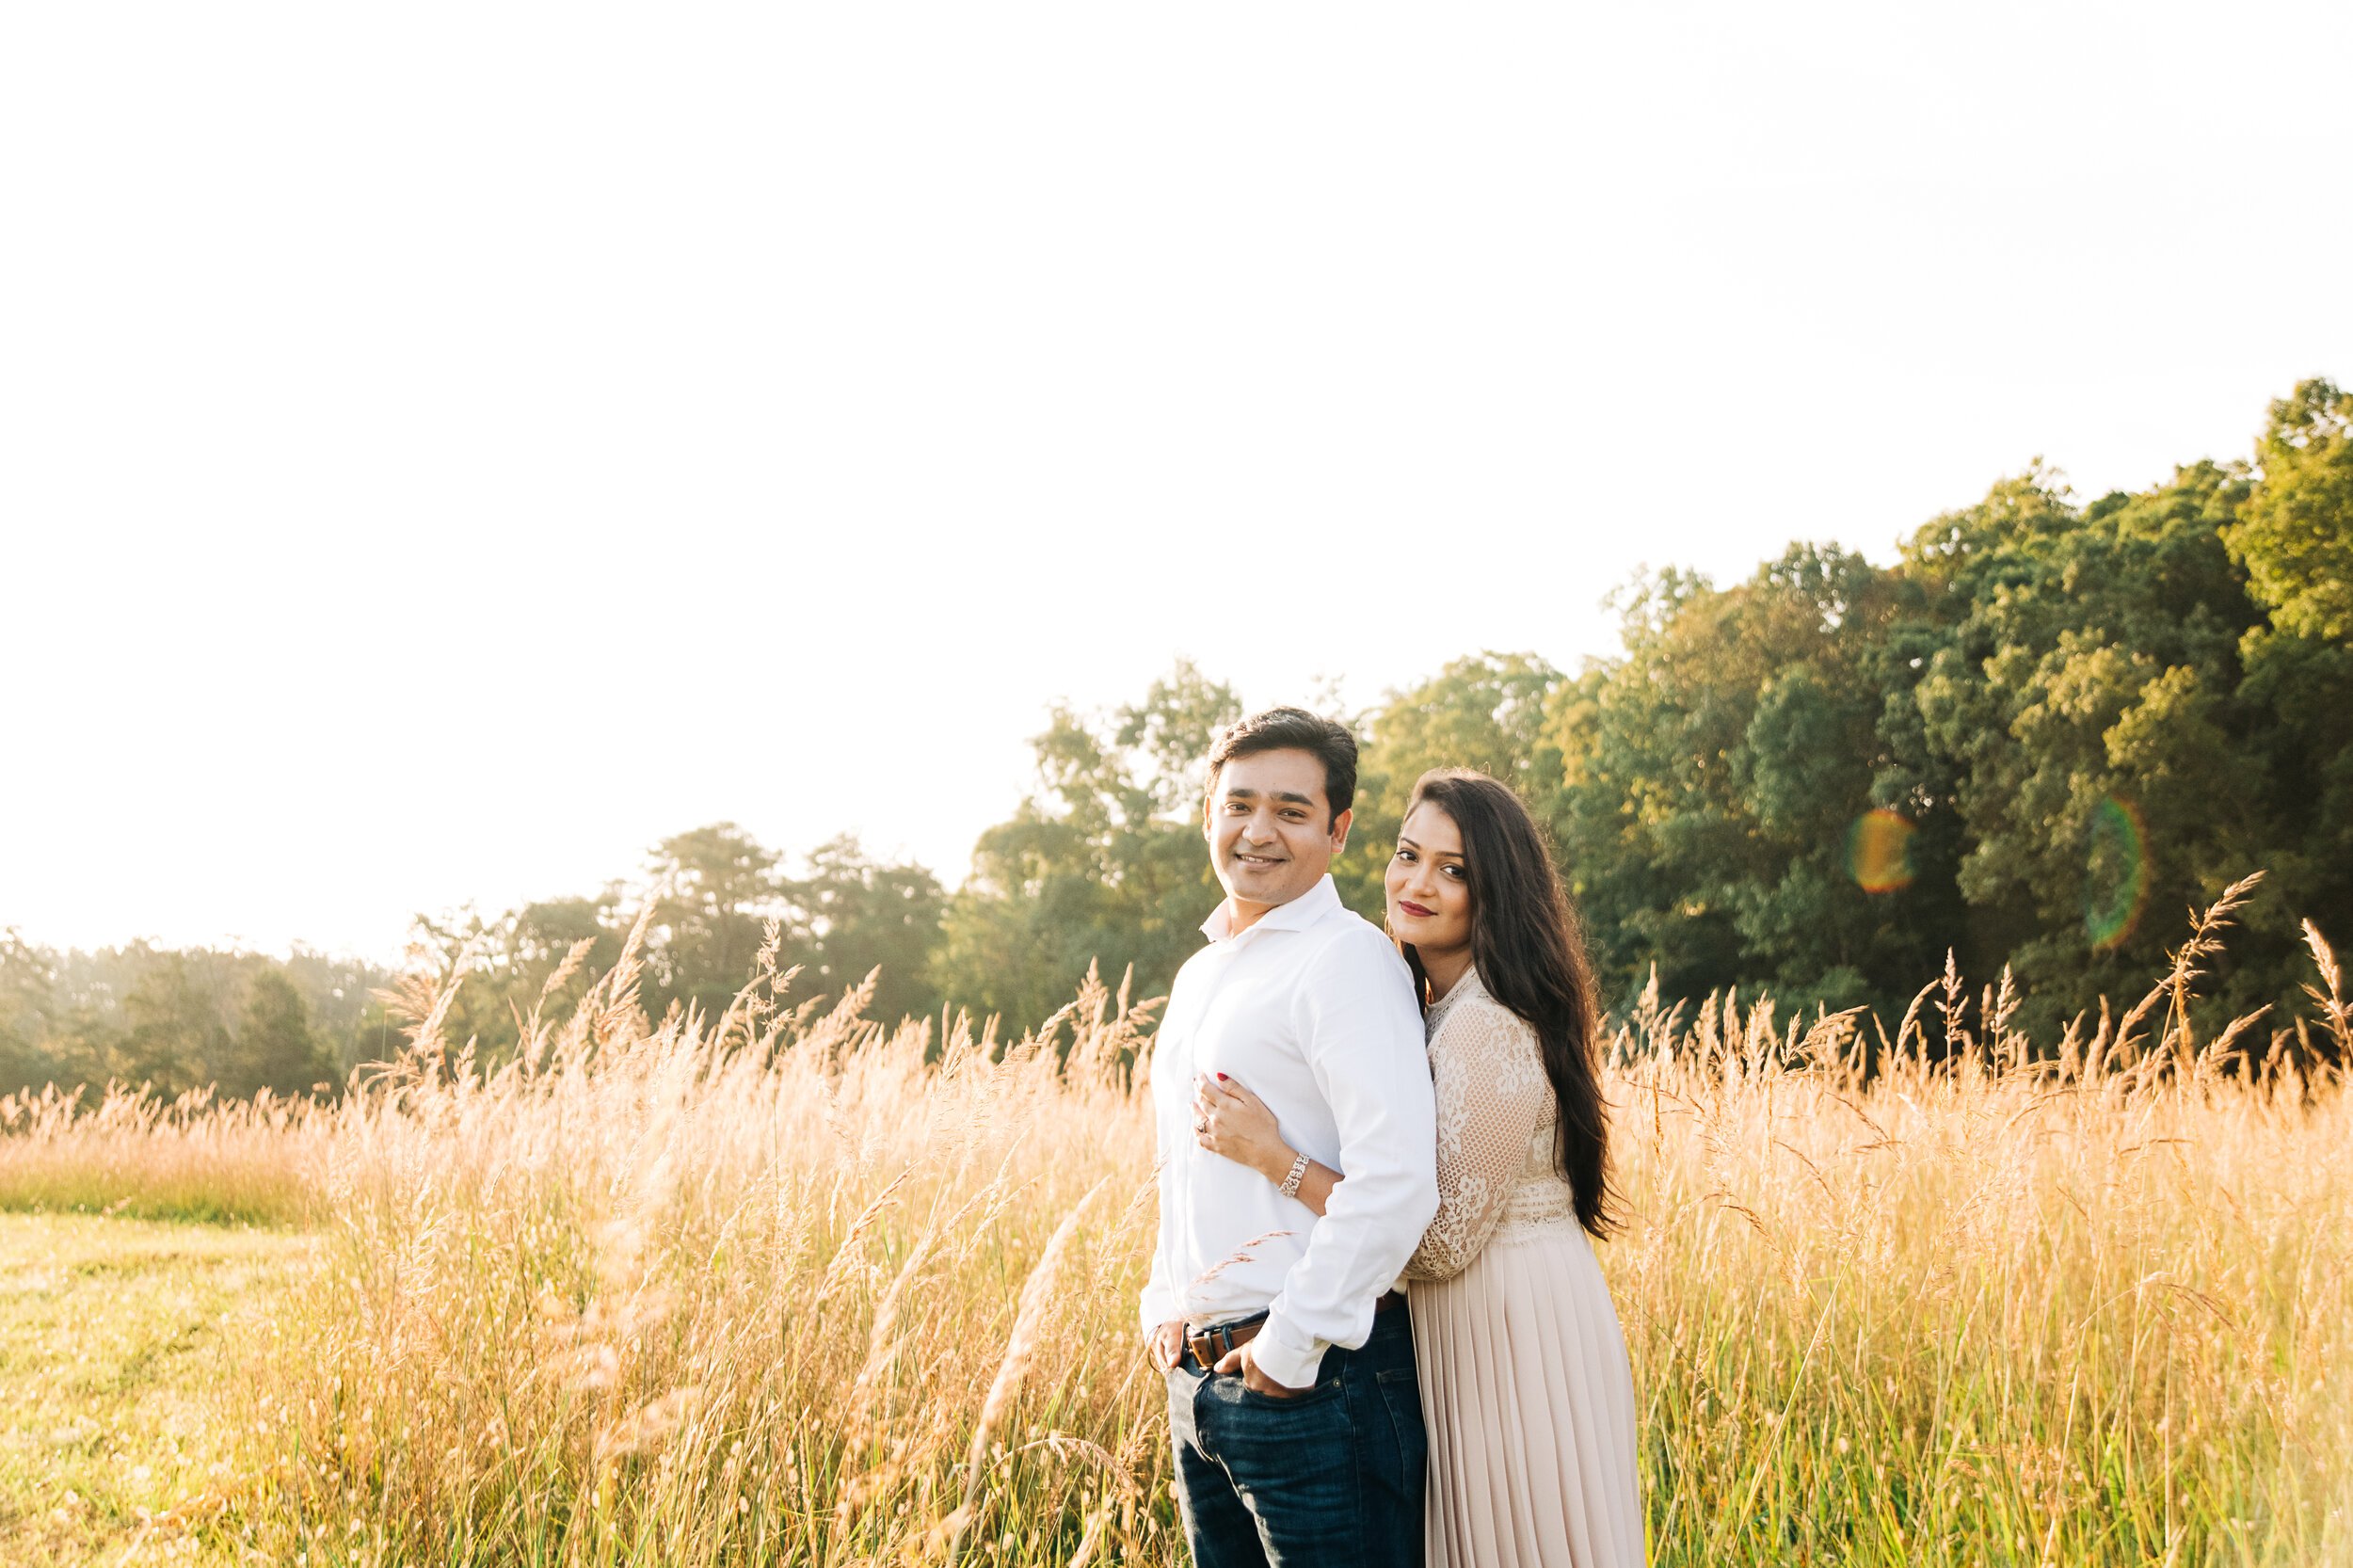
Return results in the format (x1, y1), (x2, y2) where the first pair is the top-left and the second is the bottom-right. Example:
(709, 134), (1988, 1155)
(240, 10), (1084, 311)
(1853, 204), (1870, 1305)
(0, 1080), (324, 1224)
(3, 885), (2349, 1565)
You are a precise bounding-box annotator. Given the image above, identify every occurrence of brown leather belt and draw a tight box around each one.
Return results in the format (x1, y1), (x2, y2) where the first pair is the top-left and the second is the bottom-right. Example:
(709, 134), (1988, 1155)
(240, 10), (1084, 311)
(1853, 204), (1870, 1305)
(1184, 1289), (1404, 1369)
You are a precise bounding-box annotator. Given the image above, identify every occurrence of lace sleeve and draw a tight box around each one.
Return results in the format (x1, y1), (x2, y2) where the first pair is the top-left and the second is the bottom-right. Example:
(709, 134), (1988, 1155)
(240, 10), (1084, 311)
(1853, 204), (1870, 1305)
(1403, 993), (1551, 1282)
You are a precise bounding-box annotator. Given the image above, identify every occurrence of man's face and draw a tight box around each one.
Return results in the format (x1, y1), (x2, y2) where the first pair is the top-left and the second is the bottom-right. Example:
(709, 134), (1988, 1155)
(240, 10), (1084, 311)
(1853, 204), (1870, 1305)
(1204, 747), (1352, 913)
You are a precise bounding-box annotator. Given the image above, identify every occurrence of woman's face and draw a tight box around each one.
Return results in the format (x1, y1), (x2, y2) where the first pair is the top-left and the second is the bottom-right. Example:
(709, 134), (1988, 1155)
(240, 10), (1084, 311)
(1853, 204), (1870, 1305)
(1385, 801), (1473, 955)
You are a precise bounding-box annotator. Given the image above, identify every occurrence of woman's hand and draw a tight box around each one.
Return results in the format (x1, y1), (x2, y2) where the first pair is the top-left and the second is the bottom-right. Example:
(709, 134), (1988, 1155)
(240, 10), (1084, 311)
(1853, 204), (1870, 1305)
(1193, 1073), (1292, 1185)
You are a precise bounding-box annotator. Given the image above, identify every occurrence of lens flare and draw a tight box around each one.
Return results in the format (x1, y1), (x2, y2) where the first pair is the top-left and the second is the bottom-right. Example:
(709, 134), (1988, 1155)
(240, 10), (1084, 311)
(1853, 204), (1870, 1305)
(1847, 808), (1917, 894)
(2085, 794), (2150, 952)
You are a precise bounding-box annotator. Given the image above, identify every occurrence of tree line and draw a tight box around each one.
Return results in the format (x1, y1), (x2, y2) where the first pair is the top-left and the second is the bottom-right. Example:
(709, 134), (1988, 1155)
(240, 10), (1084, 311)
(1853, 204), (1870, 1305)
(4, 378), (2346, 1096)
(0, 937), (384, 1101)
(938, 378), (2352, 1043)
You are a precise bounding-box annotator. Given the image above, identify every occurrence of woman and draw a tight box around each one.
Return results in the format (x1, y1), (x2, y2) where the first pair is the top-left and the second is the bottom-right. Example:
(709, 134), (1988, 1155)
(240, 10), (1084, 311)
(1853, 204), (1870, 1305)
(1193, 767), (1644, 1568)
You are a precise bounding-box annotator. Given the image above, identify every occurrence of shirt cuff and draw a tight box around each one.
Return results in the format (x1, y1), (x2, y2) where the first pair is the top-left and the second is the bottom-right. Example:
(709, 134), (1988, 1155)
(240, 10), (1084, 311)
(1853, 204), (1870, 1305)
(1250, 1312), (1326, 1389)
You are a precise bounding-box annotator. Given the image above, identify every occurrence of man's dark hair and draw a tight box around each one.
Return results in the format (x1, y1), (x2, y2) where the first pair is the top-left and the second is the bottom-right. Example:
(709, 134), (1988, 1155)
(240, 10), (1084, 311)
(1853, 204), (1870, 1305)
(1204, 707), (1358, 823)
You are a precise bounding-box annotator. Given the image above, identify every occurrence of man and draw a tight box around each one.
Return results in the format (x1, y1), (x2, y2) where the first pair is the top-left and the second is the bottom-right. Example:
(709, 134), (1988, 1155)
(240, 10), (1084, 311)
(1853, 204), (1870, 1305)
(1141, 707), (1439, 1567)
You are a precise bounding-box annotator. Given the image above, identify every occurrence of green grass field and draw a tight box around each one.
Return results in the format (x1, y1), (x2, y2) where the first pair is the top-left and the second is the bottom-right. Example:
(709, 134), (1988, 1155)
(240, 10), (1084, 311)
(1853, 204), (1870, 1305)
(0, 1213), (310, 1565)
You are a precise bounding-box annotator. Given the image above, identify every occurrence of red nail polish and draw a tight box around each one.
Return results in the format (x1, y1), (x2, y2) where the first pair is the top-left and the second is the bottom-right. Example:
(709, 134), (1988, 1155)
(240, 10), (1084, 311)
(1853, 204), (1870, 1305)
(1216, 1072), (1229, 1081)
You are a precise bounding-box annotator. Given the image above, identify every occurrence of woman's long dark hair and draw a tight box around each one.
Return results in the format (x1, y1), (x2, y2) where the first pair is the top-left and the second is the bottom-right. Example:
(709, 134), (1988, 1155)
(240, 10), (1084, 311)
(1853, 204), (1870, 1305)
(1396, 769), (1617, 1240)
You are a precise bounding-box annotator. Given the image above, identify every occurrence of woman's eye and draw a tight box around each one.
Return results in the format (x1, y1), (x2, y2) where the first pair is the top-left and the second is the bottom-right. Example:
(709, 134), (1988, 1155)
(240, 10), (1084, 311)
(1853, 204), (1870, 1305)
(1393, 848), (1413, 862)
(1442, 864), (1464, 880)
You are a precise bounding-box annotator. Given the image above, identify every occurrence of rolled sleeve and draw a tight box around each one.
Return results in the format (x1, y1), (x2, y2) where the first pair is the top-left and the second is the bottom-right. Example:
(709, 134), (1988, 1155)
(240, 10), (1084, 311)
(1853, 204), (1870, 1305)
(1249, 1310), (1324, 1388)
(1259, 931), (1439, 1384)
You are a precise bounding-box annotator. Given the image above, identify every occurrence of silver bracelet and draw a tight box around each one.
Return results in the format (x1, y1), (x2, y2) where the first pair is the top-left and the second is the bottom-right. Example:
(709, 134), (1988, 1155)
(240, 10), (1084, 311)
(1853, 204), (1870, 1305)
(1277, 1152), (1309, 1199)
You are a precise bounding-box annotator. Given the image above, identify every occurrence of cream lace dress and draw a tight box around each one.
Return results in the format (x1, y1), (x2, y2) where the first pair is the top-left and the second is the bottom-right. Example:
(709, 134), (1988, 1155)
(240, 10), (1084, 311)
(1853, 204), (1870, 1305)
(1404, 969), (1646, 1568)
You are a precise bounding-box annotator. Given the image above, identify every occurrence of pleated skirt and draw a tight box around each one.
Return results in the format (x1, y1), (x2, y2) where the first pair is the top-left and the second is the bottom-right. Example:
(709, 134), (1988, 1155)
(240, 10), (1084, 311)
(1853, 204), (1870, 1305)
(1409, 1224), (1646, 1568)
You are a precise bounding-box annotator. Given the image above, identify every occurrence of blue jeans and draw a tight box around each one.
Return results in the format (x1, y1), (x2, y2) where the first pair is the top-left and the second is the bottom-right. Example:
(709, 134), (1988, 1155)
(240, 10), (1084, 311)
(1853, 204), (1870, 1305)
(1165, 1304), (1426, 1568)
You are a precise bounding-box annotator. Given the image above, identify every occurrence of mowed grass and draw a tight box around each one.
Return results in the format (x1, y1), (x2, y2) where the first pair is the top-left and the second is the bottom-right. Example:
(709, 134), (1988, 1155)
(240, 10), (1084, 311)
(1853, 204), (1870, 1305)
(0, 890), (2348, 1566)
(0, 1212), (311, 1566)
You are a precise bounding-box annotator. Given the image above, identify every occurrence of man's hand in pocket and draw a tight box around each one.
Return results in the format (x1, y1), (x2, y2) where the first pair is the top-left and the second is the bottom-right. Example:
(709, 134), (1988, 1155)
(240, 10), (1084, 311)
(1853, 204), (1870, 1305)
(1214, 1338), (1310, 1399)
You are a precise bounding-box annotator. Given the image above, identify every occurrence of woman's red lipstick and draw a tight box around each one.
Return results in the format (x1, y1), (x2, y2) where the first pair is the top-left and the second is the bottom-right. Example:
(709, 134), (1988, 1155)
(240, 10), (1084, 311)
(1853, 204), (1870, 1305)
(1398, 901), (1435, 918)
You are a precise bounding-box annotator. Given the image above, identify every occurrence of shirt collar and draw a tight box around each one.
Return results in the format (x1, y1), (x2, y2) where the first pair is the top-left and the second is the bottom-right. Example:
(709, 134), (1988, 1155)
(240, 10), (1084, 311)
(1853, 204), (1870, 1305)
(1199, 873), (1343, 942)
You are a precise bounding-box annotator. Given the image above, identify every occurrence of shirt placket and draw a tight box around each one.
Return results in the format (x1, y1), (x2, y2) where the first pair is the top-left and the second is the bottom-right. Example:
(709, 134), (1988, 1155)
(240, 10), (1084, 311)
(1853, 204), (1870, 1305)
(1166, 935), (1255, 1321)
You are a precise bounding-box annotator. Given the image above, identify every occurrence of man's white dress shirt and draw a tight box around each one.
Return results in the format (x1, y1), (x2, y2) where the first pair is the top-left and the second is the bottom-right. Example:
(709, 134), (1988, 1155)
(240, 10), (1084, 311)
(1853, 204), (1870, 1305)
(1139, 873), (1439, 1389)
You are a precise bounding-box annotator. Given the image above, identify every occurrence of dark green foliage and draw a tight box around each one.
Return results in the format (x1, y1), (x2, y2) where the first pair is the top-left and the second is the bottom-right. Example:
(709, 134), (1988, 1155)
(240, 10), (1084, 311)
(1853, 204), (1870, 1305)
(1552, 545), (1939, 1019)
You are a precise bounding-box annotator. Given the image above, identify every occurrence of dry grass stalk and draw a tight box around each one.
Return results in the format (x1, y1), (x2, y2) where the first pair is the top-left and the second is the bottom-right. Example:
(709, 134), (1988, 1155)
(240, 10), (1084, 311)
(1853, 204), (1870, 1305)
(0, 883), (2347, 1565)
(2303, 920), (2353, 1067)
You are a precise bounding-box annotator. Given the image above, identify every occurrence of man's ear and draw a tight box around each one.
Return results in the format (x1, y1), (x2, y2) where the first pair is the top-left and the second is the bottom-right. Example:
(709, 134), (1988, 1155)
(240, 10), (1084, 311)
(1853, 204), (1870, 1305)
(1328, 807), (1353, 855)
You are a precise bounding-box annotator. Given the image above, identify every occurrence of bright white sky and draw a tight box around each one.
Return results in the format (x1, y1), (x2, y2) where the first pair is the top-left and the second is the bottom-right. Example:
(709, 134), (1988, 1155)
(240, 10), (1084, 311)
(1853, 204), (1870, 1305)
(4, 3), (2349, 964)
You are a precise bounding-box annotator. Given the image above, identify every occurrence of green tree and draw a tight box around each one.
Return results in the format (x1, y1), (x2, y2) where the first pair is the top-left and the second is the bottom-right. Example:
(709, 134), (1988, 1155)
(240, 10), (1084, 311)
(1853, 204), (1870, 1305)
(1897, 463), (2281, 1028)
(1341, 653), (1570, 914)
(1552, 546), (1925, 1016)
(932, 662), (1239, 1026)
(278, 945), (401, 1074)
(0, 930), (64, 1094)
(645, 824), (781, 1020)
(778, 836), (946, 1024)
(2226, 378), (2353, 644)
(119, 952), (235, 1097)
(225, 970), (337, 1097)
(397, 891), (629, 1067)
